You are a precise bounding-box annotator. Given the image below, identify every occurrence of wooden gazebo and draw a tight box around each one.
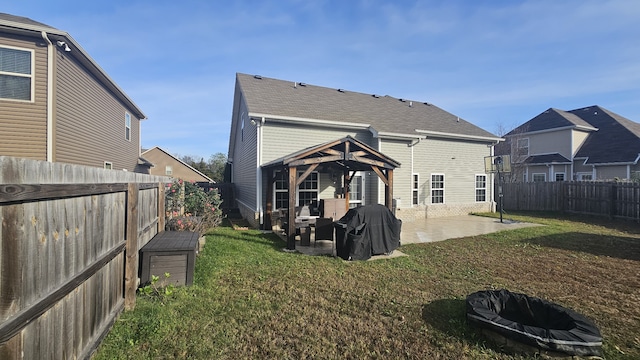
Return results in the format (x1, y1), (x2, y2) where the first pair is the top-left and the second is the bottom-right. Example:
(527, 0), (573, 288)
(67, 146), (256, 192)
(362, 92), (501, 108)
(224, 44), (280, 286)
(261, 136), (400, 250)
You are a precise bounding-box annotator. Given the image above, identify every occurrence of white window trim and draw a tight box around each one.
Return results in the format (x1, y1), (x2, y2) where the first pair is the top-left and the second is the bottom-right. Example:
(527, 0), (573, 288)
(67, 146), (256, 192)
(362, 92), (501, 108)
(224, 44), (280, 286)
(430, 173), (445, 204)
(104, 161), (113, 170)
(125, 112), (131, 141)
(555, 172), (565, 182)
(165, 165), (173, 176)
(412, 173), (419, 205)
(532, 173), (546, 182)
(475, 174), (487, 202)
(577, 172), (592, 181)
(0, 45), (35, 103)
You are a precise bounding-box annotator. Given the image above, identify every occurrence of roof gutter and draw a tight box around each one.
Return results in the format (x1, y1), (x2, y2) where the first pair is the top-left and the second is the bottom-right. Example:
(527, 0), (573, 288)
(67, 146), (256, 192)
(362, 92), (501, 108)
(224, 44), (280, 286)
(248, 112), (369, 130)
(507, 125), (597, 137)
(415, 129), (503, 143)
(41, 31), (54, 162)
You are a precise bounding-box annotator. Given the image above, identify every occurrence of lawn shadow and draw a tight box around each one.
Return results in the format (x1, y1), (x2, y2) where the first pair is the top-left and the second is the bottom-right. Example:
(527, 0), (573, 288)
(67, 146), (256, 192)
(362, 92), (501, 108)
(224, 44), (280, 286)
(421, 298), (468, 338)
(208, 227), (286, 252)
(523, 232), (640, 261)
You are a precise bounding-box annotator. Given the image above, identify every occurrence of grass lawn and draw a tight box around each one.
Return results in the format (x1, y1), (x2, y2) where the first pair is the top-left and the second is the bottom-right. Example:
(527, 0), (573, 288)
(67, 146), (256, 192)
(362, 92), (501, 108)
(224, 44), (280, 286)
(94, 212), (640, 359)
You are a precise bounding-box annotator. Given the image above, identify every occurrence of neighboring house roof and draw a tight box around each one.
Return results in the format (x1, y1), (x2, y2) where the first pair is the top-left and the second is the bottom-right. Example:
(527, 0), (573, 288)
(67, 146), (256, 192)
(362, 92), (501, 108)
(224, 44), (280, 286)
(0, 12), (146, 120)
(571, 106), (640, 165)
(236, 73), (500, 141)
(141, 147), (214, 182)
(506, 108), (597, 135)
(523, 153), (571, 164)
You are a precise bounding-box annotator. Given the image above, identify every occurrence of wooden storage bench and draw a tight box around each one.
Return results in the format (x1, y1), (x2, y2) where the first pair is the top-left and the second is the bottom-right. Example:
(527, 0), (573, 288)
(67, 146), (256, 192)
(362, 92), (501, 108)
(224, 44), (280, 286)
(140, 231), (199, 286)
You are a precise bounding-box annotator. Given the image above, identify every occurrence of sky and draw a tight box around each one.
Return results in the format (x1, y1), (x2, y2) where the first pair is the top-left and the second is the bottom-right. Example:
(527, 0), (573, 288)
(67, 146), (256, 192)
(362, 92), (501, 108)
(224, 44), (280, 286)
(4, 0), (640, 160)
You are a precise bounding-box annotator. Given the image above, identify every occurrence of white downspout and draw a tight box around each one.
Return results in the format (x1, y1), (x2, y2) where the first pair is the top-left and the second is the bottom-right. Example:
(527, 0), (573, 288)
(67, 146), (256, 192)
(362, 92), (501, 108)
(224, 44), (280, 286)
(255, 117), (265, 227)
(41, 31), (54, 162)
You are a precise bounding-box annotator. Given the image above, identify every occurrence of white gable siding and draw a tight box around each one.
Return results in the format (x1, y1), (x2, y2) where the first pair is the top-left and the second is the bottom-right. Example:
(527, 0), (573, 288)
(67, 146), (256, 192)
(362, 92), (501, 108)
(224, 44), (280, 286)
(260, 122), (372, 163)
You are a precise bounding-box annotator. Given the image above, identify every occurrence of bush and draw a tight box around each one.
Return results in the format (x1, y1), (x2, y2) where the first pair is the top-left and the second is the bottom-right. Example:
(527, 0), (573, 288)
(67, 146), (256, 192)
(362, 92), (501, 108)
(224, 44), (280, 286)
(165, 179), (224, 233)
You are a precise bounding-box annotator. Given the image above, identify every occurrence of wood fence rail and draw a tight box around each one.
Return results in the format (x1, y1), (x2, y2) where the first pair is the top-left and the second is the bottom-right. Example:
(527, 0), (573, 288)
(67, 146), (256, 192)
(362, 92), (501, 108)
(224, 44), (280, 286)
(0, 156), (168, 360)
(499, 181), (640, 221)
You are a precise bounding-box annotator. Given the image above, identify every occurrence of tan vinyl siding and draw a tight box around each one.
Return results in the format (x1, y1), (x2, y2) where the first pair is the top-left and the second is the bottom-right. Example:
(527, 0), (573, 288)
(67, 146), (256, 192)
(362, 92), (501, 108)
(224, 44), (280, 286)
(529, 129), (572, 158)
(596, 165), (629, 181)
(261, 122), (372, 164)
(571, 129), (590, 156)
(414, 138), (492, 204)
(0, 33), (48, 160)
(143, 148), (211, 182)
(54, 50), (140, 171)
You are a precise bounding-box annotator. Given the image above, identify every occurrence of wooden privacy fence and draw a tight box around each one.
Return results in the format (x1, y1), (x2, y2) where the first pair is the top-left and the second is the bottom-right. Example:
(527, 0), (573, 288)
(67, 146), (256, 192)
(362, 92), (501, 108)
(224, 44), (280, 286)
(0, 156), (168, 360)
(499, 181), (640, 221)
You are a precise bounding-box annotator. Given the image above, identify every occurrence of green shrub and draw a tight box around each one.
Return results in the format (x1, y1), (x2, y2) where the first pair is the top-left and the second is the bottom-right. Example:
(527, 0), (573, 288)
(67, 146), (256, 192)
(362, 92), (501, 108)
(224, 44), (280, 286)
(165, 179), (224, 233)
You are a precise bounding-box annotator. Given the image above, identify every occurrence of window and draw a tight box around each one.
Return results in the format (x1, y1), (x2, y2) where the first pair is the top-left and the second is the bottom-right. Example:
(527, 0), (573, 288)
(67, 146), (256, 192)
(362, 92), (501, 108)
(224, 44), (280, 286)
(165, 165), (173, 176)
(0, 46), (33, 101)
(349, 173), (364, 208)
(577, 173), (592, 181)
(475, 174), (486, 202)
(532, 173), (546, 182)
(273, 170), (319, 209)
(431, 174), (444, 204)
(516, 138), (529, 157)
(104, 162), (113, 170)
(125, 113), (131, 141)
(412, 174), (419, 205)
(298, 171), (318, 206)
(555, 173), (565, 182)
(241, 112), (245, 142)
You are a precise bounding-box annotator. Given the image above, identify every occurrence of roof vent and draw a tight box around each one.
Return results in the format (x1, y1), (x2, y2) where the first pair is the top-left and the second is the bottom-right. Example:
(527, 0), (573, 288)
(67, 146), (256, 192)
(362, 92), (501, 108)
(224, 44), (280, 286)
(399, 98), (406, 102)
(299, 82), (307, 86)
(254, 75), (262, 79)
(423, 102), (431, 106)
(409, 101), (413, 107)
(372, 94), (380, 98)
(337, 88), (344, 92)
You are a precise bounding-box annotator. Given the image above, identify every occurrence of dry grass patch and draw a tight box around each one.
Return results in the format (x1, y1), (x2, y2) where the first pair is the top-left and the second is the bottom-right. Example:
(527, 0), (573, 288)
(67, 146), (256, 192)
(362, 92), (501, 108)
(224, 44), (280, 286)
(94, 213), (640, 359)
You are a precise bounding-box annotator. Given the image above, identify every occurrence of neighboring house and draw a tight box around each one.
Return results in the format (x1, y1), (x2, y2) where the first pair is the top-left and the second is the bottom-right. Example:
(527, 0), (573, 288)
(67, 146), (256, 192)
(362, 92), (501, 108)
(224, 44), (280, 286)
(0, 13), (150, 172)
(142, 146), (213, 183)
(496, 105), (640, 182)
(228, 73), (502, 229)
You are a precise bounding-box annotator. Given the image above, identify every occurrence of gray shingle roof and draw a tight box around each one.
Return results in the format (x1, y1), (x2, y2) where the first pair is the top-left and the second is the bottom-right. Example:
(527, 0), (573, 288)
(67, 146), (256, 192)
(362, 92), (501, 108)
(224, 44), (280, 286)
(523, 153), (571, 164)
(506, 108), (596, 135)
(0, 13), (56, 30)
(237, 73), (498, 139)
(572, 106), (640, 164)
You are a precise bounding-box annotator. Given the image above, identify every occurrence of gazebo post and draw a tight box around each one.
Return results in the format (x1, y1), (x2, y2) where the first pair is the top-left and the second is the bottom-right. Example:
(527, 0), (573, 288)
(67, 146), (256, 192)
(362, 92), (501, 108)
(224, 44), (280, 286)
(385, 169), (394, 210)
(287, 166), (297, 250)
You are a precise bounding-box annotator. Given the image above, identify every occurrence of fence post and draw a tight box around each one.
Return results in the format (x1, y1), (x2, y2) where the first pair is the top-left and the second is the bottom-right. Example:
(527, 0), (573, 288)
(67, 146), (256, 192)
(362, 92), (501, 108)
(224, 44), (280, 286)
(124, 183), (139, 311)
(158, 182), (165, 232)
(610, 183), (617, 219)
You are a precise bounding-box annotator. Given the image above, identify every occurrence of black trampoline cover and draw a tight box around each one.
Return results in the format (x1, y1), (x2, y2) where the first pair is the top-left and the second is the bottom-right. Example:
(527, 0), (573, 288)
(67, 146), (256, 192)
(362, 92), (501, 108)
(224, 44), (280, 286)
(466, 289), (602, 356)
(334, 204), (401, 261)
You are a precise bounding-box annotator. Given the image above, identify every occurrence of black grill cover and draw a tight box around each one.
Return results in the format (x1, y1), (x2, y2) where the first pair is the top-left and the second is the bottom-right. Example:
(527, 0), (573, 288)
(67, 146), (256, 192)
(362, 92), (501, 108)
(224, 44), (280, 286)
(466, 289), (602, 356)
(334, 204), (401, 260)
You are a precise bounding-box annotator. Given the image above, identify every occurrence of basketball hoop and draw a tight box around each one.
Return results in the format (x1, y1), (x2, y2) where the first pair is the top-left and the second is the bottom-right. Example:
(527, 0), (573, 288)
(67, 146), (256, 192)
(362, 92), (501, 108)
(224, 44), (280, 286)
(484, 155), (511, 173)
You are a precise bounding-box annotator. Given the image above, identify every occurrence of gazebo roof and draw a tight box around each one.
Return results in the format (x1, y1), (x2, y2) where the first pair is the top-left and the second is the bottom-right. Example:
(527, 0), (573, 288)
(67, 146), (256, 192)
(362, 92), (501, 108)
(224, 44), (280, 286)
(262, 136), (400, 171)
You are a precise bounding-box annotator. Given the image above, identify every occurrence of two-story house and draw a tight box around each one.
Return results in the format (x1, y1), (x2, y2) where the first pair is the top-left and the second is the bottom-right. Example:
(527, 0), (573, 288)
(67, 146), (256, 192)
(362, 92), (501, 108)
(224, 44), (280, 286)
(498, 105), (640, 182)
(142, 147), (213, 183)
(0, 13), (149, 172)
(228, 73), (503, 229)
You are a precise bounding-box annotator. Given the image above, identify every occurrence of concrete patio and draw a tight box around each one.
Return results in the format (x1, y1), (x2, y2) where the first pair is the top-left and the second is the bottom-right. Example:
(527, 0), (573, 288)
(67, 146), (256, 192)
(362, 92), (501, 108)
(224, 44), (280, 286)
(288, 214), (541, 258)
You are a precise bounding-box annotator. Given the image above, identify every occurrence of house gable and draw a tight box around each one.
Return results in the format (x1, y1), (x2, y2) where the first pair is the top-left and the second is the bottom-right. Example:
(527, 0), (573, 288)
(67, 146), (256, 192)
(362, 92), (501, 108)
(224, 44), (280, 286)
(142, 147), (213, 182)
